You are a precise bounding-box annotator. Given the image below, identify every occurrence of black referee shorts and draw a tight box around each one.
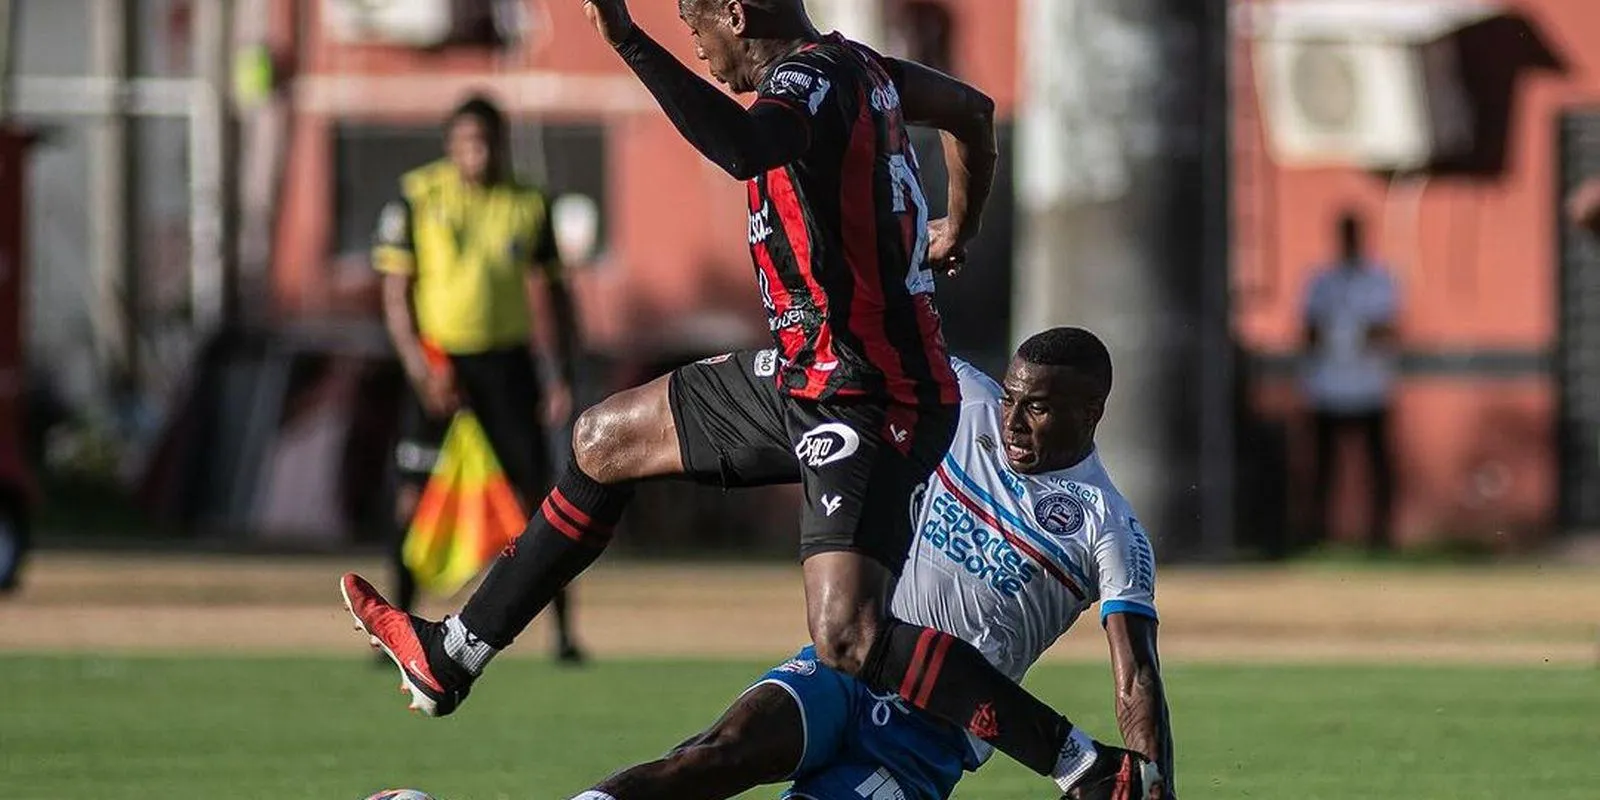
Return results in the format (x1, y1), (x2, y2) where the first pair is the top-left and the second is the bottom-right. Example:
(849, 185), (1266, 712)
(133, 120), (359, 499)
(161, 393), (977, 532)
(668, 349), (957, 573)
(394, 346), (551, 505)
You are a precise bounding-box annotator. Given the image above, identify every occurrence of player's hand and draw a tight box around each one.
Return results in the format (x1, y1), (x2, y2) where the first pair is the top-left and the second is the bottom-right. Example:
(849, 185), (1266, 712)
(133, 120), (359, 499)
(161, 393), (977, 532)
(1062, 744), (1164, 800)
(418, 369), (461, 419)
(583, 0), (636, 46)
(926, 217), (968, 278)
(542, 379), (575, 427)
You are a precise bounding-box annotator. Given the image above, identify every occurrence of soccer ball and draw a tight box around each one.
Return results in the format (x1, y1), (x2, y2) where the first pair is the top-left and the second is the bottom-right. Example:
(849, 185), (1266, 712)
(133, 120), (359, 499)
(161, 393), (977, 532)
(364, 791), (435, 800)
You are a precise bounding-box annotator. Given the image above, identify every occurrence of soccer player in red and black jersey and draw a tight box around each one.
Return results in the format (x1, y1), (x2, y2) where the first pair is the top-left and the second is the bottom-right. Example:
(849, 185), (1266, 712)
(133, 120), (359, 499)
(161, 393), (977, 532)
(341, 1), (1156, 796)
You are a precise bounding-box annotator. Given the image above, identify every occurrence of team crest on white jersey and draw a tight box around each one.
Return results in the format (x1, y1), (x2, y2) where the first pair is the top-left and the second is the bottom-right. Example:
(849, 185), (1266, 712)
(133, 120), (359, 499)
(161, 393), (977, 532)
(1033, 493), (1086, 536)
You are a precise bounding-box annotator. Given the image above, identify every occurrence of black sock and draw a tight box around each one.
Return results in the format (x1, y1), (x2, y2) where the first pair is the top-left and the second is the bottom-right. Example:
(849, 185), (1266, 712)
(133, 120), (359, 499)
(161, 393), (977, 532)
(861, 618), (1072, 776)
(457, 457), (632, 649)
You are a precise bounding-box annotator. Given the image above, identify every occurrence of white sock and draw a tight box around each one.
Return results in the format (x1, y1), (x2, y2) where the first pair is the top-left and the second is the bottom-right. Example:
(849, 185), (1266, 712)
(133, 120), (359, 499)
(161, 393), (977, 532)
(569, 792), (617, 800)
(441, 615), (498, 676)
(1051, 726), (1100, 793)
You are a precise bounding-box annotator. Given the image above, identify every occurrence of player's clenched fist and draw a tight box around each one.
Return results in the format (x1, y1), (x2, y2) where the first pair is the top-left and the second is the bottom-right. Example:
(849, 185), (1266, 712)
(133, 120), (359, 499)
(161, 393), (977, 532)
(1062, 744), (1167, 800)
(582, 0), (635, 45)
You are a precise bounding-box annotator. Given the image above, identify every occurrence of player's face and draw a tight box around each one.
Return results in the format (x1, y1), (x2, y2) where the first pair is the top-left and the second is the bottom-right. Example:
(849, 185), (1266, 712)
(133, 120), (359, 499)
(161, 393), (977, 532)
(446, 116), (492, 183)
(998, 359), (1102, 474)
(681, 6), (757, 94)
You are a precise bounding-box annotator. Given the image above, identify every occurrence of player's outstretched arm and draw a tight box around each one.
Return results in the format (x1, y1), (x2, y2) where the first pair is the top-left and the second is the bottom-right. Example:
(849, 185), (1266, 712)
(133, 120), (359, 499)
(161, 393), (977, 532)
(888, 58), (997, 267)
(583, 1), (809, 180)
(1105, 613), (1176, 797)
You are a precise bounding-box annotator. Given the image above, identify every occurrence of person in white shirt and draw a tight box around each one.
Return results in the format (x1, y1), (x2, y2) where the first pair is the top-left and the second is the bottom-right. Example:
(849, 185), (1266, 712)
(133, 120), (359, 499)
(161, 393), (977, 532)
(565, 328), (1172, 800)
(1301, 210), (1400, 553)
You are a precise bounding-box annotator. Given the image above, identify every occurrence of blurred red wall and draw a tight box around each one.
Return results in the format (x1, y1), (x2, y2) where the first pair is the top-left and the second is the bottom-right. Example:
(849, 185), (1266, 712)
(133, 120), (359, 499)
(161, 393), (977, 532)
(1231, 0), (1600, 545)
(270, 0), (1018, 356)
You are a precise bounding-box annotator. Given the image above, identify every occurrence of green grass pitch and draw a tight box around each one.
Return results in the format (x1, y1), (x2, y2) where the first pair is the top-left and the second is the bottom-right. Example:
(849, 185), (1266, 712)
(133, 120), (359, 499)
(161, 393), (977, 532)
(3, 655), (1596, 799)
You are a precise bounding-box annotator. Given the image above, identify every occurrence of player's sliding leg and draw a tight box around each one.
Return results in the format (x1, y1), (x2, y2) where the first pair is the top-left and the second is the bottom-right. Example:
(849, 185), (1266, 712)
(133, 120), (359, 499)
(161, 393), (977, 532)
(341, 376), (683, 716)
(570, 683), (803, 800)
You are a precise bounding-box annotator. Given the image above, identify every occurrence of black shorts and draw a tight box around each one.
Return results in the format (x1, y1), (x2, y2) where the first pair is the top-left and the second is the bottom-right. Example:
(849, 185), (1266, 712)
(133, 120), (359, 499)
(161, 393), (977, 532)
(668, 349), (957, 573)
(394, 346), (551, 503)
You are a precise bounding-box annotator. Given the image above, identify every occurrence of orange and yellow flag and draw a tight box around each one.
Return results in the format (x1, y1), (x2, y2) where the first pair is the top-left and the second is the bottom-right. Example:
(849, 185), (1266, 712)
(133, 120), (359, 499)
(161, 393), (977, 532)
(402, 413), (525, 596)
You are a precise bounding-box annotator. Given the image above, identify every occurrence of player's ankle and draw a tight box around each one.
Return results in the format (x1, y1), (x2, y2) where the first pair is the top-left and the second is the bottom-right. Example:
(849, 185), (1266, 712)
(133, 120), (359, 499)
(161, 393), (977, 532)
(1050, 726), (1099, 793)
(441, 614), (498, 677)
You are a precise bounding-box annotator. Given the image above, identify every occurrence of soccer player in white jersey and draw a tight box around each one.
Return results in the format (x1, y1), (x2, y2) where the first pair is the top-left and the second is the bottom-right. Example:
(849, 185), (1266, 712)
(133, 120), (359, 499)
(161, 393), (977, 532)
(566, 328), (1173, 800)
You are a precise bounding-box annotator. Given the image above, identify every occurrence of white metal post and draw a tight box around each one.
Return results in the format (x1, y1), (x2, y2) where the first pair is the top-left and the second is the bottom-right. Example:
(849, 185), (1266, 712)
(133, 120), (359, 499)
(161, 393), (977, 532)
(88, 0), (136, 388)
(190, 0), (236, 332)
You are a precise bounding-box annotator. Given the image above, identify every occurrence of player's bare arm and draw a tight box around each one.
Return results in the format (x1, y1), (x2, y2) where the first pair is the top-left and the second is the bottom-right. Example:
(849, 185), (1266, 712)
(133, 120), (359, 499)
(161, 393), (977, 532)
(1106, 613), (1175, 798)
(381, 272), (457, 417)
(889, 57), (997, 274)
(584, 0), (812, 180)
(524, 269), (577, 426)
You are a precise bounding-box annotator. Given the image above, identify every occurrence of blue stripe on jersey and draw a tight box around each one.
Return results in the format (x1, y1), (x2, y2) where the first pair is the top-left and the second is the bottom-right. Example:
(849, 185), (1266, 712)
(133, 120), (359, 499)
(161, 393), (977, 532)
(1100, 599), (1159, 624)
(940, 454), (1095, 591)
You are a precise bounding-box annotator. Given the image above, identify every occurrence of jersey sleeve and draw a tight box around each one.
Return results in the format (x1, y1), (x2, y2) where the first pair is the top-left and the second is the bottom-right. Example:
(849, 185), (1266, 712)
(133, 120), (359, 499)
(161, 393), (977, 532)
(753, 53), (847, 151)
(1095, 515), (1158, 624)
(950, 357), (1002, 407)
(371, 196), (415, 275)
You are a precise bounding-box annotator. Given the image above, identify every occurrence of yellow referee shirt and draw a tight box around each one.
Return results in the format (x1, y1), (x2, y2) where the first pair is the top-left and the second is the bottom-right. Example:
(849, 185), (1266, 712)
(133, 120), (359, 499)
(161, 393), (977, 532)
(372, 160), (561, 355)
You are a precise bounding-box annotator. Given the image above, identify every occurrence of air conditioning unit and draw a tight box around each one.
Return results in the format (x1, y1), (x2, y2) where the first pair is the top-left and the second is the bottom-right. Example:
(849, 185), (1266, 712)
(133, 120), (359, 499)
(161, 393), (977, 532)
(1247, 1), (1497, 170)
(324, 0), (455, 47)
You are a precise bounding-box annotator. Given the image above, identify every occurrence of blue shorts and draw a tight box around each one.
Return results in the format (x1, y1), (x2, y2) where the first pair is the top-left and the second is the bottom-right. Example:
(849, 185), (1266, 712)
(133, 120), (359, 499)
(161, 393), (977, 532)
(751, 646), (975, 800)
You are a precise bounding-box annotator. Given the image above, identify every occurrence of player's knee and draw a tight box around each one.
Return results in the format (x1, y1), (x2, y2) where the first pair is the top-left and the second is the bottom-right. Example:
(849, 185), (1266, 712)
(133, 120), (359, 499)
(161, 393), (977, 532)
(811, 616), (879, 677)
(571, 403), (630, 483)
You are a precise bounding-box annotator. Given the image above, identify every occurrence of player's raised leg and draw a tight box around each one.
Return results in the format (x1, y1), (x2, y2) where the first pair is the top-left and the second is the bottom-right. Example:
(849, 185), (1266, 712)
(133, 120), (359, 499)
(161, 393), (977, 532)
(341, 375), (681, 716)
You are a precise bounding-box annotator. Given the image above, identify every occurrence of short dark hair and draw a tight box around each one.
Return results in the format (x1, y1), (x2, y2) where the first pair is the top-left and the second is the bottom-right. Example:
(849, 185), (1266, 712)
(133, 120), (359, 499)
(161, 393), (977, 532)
(1015, 327), (1113, 397)
(447, 93), (507, 141)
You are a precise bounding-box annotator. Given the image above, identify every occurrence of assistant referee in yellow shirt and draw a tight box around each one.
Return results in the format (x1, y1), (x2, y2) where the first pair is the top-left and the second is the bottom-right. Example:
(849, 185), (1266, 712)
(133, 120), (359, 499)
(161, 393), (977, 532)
(373, 95), (583, 663)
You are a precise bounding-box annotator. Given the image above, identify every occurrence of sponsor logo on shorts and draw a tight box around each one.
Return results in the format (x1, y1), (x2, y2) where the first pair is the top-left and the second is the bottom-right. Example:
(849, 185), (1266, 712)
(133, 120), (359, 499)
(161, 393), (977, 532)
(855, 768), (906, 800)
(775, 658), (817, 676)
(1034, 493), (1086, 536)
(819, 494), (843, 517)
(865, 689), (911, 727)
(697, 353), (733, 366)
(921, 493), (1039, 597)
(753, 348), (779, 377)
(795, 422), (860, 467)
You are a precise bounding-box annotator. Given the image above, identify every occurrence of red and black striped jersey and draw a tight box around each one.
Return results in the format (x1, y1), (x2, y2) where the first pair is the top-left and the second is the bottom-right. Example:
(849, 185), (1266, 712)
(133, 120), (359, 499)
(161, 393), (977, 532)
(746, 35), (960, 408)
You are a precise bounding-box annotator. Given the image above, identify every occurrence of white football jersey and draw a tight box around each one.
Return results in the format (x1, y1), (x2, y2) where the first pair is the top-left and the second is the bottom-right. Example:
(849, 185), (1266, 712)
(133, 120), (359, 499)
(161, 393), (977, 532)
(891, 359), (1159, 685)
